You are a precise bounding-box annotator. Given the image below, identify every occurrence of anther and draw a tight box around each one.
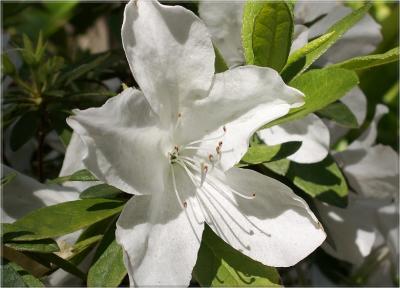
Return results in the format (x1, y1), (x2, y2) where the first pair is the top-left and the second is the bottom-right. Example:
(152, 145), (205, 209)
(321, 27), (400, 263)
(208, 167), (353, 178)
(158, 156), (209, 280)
(178, 112), (182, 118)
(208, 154), (214, 162)
(223, 126), (227, 132)
(174, 145), (179, 152)
(218, 141), (223, 147)
(252, 193), (256, 197)
(183, 201), (187, 208)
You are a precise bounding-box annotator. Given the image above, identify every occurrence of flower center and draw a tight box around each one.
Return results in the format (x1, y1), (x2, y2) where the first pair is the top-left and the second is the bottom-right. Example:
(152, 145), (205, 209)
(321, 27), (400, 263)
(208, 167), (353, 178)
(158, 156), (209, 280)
(168, 126), (255, 211)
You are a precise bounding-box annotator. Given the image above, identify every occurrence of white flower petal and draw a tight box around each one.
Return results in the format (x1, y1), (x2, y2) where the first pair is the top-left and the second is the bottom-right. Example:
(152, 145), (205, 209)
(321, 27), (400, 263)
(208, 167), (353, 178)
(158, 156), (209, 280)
(325, 86), (368, 145)
(335, 144), (398, 199)
(316, 195), (389, 265)
(199, 167), (325, 267)
(349, 104), (388, 149)
(116, 166), (204, 286)
(67, 88), (169, 195)
(258, 114), (330, 164)
(308, 5), (382, 65)
(294, 2), (337, 24)
(59, 132), (100, 191)
(198, 1), (245, 67)
(377, 203), (399, 264)
(1, 165), (79, 223)
(341, 87), (368, 127)
(122, 0), (215, 121)
(178, 66), (304, 170)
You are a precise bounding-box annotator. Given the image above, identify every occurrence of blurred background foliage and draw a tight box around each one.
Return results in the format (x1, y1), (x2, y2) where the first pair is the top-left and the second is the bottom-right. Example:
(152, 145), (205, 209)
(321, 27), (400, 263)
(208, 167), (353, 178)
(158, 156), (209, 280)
(1, 1), (398, 287)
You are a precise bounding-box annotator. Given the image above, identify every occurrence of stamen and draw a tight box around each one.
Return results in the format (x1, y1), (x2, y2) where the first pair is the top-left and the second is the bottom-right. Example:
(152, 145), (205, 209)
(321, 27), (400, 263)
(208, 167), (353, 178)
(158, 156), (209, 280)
(206, 174), (256, 200)
(170, 164), (186, 210)
(208, 154), (214, 162)
(200, 163), (208, 187)
(223, 126), (227, 132)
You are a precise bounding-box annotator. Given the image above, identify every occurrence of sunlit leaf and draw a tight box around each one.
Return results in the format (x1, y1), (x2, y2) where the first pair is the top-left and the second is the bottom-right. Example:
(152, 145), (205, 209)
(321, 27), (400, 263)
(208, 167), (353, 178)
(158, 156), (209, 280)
(193, 225), (281, 287)
(242, 1), (293, 71)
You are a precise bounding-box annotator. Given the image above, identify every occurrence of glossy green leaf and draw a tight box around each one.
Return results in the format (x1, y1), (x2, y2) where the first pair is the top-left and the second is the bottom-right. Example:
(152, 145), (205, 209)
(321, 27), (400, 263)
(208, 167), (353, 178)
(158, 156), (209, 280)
(317, 101), (359, 128)
(264, 68), (358, 128)
(242, 1), (293, 71)
(80, 184), (123, 200)
(47, 169), (97, 184)
(5, 239), (59, 253)
(10, 112), (39, 151)
(87, 221), (126, 287)
(1, 259), (44, 287)
(281, 3), (372, 81)
(331, 47), (399, 70)
(193, 225), (281, 287)
(263, 155), (348, 207)
(241, 142), (301, 165)
(4, 199), (124, 241)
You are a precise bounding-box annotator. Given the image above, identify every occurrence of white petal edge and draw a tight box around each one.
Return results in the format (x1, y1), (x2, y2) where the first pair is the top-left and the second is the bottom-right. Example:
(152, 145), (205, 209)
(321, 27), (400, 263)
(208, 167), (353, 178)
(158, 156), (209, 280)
(199, 167), (326, 267)
(67, 87), (169, 196)
(122, 0), (215, 122)
(258, 113), (330, 164)
(116, 165), (204, 286)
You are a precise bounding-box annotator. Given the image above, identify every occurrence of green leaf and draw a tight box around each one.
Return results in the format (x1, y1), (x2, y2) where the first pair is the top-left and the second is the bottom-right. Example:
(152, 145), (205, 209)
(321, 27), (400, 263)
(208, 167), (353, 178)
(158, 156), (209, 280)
(214, 45), (228, 73)
(80, 184), (123, 200)
(2, 53), (17, 75)
(1, 172), (17, 187)
(5, 239), (59, 253)
(1, 259), (44, 287)
(193, 225), (281, 287)
(72, 235), (103, 255)
(21, 34), (36, 65)
(317, 101), (359, 128)
(87, 221), (126, 287)
(1, 259), (27, 287)
(61, 53), (110, 85)
(47, 169), (97, 184)
(331, 47), (399, 70)
(10, 112), (39, 151)
(281, 3), (372, 81)
(29, 253), (86, 280)
(241, 142), (301, 165)
(264, 68), (359, 128)
(263, 155), (348, 207)
(242, 1), (293, 71)
(4, 199), (124, 241)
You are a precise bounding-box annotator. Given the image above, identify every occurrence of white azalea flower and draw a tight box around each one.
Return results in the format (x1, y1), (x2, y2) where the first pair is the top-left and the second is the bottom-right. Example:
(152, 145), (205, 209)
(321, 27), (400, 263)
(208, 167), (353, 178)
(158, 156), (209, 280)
(315, 104), (398, 274)
(67, 1), (326, 286)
